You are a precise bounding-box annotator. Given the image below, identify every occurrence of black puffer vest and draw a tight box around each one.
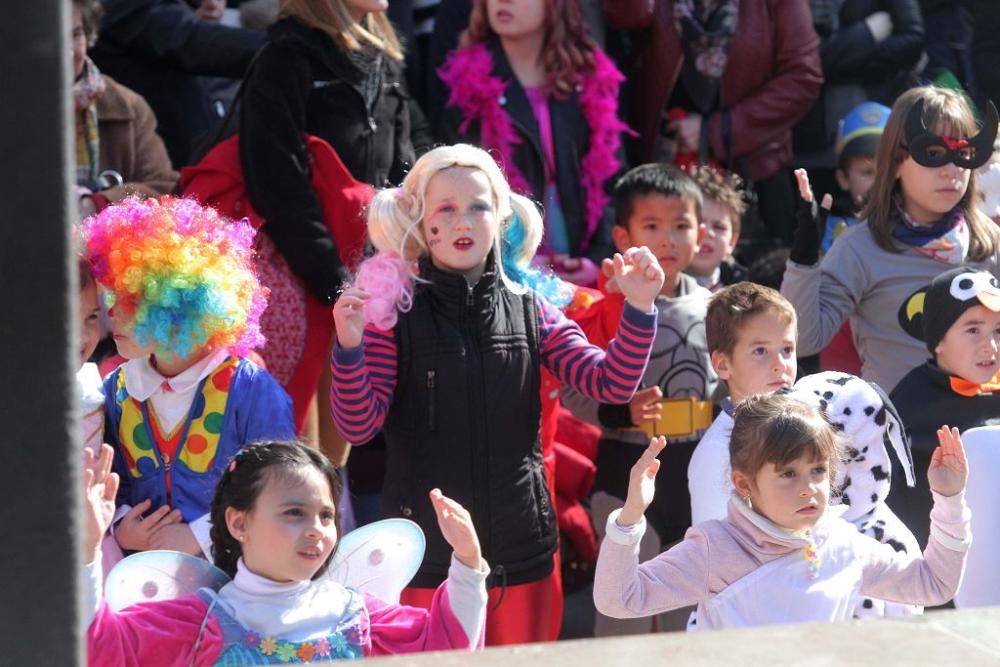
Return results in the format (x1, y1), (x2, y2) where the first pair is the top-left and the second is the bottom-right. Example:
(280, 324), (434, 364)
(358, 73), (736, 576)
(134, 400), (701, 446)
(381, 259), (556, 588)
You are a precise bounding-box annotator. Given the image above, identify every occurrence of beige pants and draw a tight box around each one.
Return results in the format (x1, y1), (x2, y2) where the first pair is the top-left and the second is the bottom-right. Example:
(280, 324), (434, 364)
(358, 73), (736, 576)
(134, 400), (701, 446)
(591, 491), (694, 635)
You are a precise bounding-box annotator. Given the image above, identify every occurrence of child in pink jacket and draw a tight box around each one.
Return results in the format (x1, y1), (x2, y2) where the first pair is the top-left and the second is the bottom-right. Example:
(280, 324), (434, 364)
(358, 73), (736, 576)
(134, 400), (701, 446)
(594, 393), (971, 629)
(82, 441), (488, 666)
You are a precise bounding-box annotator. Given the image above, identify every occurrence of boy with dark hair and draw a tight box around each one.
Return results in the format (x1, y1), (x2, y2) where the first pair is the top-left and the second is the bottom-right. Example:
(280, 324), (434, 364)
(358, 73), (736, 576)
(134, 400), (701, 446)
(821, 101), (891, 252)
(565, 163), (715, 635)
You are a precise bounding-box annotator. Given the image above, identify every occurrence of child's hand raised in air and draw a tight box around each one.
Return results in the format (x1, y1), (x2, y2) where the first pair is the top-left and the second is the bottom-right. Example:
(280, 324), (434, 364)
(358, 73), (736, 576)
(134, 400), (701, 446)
(613, 247), (665, 313)
(82, 444), (119, 563)
(430, 489), (483, 570)
(618, 436), (667, 527)
(333, 286), (369, 350)
(928, 426), (969, 497)
(790, 168), (833, 266)
(629, 386), (663, 426)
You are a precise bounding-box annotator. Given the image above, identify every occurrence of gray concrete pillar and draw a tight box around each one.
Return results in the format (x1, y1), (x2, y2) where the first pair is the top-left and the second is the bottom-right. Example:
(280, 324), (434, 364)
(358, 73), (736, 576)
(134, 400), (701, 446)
(0, 0), (80, 663)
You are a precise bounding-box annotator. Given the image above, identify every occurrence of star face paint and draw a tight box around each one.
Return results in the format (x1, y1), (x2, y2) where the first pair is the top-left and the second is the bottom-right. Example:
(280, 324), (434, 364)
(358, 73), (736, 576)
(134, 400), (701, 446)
(903, 99), (998, 169)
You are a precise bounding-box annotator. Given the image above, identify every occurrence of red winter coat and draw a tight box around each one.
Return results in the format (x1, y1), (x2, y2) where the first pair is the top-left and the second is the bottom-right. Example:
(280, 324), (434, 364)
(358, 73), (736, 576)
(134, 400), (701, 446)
(607, 0), (822, 181)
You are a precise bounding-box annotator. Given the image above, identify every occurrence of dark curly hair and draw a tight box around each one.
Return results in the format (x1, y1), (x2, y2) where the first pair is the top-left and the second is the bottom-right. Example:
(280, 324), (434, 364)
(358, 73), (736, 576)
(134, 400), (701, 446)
(209, 440), (343, 579)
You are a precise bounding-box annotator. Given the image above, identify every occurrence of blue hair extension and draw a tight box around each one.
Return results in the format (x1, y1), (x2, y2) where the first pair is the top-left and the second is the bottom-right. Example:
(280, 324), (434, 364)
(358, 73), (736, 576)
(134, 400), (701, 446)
(501, 210), (575, 308)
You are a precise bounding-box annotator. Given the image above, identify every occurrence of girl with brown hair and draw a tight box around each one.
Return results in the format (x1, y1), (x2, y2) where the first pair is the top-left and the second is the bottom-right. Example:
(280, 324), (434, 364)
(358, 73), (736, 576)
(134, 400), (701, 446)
(782, 85), (1000, 393)
(436, 0), (629, 286)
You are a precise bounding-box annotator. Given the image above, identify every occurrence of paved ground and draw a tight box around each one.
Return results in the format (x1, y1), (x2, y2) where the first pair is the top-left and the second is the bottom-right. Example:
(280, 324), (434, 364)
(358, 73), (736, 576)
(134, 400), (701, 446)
(374, 606), (1000, 666)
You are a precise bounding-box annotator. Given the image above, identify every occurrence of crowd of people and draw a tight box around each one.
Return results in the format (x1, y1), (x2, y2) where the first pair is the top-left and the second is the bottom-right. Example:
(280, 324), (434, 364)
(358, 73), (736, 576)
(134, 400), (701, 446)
(72, 0), (999, 664)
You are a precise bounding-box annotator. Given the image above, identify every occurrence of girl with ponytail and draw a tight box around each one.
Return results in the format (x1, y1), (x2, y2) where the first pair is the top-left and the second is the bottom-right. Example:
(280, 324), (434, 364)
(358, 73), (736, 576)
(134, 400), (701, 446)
(330, 143), (664, 644)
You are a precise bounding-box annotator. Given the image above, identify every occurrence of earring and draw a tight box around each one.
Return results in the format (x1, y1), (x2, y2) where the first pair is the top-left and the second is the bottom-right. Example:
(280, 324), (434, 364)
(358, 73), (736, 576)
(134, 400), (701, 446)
(744, 494), (753, 510)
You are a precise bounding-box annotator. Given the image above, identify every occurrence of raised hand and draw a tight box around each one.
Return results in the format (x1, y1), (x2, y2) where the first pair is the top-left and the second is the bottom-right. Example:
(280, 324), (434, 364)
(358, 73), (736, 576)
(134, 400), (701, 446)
(928, 426), (969, 497)
(429, 489), (482, 570)
(613, 246), (665, 313)
(114, 498), (183, 552)
(790, 168), (833, 266)
(618, 436), (667, 527)
(629, 386), (663, 426)
(333, 286), (369, 351)
(82, 444), (119, 562)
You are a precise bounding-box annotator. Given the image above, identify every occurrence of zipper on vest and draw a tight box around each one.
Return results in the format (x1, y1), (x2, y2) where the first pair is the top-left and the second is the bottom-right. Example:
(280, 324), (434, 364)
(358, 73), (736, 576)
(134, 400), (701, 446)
(426, 369), (436, 430)
(465, 282), (474, 307)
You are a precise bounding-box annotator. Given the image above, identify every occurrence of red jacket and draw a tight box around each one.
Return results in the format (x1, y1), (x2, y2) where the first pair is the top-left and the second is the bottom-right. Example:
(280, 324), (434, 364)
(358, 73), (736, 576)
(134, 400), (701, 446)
(179, 134), (372, 431)
(607, 0), (822, 181)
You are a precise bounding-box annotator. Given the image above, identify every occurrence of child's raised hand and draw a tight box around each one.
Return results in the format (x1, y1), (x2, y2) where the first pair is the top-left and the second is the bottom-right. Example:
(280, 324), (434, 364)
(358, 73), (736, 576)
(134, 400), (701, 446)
(114, 498), (183, 552)
(333, 286), (369, 350)
(928, 426), (969, 497)
(613, 247), (664, 313)
(790, 168), (833, 266)
(429, 489), (482, 570)
(82, 444), (119, 562)
(618, 436), (667, 527)
(629, 386), (663, 426)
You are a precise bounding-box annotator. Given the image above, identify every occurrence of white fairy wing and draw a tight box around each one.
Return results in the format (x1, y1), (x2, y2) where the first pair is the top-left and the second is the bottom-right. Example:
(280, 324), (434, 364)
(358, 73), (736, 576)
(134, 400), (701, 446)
(104, 550), (231, 612)
(325, 519), (425, 604)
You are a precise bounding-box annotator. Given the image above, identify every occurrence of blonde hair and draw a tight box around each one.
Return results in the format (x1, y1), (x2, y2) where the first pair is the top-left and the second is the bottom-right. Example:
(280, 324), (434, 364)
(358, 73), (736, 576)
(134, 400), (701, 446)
(861, 86), (999, 260)
(366, 143), (544, 290)
(278, 0), (403, 60)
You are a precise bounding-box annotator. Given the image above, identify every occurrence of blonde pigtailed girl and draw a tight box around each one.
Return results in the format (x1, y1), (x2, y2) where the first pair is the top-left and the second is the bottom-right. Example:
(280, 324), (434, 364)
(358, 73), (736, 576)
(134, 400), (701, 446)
(331, 144), (663, 644)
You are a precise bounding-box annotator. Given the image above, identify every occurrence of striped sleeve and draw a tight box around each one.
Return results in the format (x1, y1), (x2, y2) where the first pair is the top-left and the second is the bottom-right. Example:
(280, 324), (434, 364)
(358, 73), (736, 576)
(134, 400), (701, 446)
(537, 296), (656, 403)
(330, 325), (398, 444)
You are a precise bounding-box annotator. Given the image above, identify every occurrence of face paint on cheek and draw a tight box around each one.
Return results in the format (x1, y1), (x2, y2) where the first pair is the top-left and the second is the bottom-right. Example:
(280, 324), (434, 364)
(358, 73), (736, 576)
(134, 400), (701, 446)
(428, 226), (441, 247)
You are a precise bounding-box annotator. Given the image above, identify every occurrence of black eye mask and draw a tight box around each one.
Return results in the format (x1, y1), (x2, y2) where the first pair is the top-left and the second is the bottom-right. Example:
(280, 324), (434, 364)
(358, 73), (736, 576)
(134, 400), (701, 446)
(903, 99), (998, 169)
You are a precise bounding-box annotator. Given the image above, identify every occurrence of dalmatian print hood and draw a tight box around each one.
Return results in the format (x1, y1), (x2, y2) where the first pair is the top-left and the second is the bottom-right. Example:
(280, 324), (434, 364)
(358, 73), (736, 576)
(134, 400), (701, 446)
(789, 372), (915, 523)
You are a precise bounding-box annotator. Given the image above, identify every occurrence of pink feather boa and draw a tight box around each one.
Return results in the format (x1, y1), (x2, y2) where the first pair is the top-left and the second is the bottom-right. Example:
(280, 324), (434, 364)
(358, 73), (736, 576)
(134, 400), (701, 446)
(438, 43), (631, 252)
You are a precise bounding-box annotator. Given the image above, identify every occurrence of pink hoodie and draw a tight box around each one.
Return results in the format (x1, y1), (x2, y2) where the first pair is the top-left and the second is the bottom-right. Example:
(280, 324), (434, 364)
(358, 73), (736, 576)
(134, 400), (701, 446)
(593, 492), (970, 629)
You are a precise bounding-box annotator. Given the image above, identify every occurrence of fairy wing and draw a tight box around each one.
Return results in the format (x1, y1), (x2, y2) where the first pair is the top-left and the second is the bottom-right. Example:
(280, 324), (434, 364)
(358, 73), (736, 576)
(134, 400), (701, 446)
(325, 519), (425, 603)
(104, 550), (231, 612)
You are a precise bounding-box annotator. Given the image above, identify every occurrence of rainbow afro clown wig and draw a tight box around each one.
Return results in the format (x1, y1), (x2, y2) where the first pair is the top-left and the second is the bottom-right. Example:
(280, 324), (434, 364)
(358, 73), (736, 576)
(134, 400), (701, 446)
(83, 196), (267, 358)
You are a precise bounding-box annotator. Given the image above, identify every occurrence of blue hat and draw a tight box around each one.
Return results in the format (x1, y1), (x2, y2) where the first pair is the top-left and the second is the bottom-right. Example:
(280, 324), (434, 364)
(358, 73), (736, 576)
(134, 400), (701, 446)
(836, 102), (891, 161)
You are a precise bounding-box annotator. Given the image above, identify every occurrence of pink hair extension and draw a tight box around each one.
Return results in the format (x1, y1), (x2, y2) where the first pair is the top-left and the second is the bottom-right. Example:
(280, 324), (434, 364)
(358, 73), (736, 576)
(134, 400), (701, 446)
(353, 253), (415, 330)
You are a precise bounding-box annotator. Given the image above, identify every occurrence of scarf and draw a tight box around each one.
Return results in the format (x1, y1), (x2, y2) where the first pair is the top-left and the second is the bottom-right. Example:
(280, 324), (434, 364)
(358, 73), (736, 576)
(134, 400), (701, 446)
(438, 43), (630, 254)
(345, 41), (384, 113)
(673, 0), (740, 113)
(950, 371), (1000, 397)
(892, 206), (970, 265)
(74, 57), (106, 187)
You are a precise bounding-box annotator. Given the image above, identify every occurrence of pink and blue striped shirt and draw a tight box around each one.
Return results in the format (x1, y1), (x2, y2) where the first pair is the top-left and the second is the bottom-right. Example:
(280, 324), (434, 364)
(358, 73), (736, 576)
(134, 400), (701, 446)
(330, 297), (657, 444)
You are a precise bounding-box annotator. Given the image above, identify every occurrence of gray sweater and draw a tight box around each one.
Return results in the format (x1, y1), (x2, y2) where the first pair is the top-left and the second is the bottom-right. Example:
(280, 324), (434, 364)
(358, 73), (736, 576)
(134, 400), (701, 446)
(563, 274), (717, 445)
(781, 221), (999, 392)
